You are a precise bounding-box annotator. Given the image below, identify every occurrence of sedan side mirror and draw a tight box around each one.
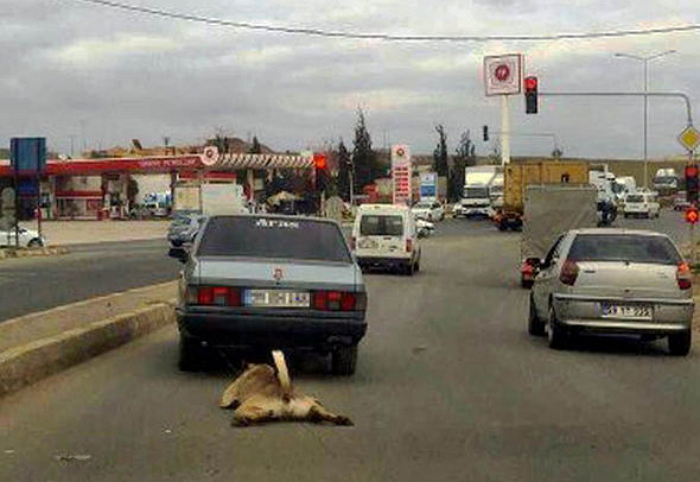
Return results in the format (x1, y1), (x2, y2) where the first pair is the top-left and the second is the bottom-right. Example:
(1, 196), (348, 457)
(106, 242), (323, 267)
(168, 247), (189, 264)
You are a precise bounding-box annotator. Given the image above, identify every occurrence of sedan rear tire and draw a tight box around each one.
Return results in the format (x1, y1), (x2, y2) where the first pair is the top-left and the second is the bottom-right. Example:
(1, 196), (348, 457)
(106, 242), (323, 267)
(547, 306), (569, 350)
(528, 295), (546, 336)
(178, 335), (207, 371)
(332, 345), (358, 376)
(668, 330), (692, 356)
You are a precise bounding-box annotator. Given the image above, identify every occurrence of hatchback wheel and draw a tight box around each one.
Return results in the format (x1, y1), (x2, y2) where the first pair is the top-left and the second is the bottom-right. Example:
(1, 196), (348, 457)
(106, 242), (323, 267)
(547, 306), (569, 349)
(528, 295), (545, 336)
(668, 330), (692, 356)
(332, 345), (358, 376)
(27, 239), (43, 248)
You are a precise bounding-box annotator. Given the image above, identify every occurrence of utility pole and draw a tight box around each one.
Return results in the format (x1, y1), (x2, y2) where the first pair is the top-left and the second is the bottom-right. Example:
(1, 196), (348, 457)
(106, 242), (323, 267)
(614, 50), (677, 189)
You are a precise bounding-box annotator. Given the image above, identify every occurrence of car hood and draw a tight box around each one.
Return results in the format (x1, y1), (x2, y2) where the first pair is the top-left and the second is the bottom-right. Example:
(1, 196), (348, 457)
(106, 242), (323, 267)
(189, 257), (363, 291)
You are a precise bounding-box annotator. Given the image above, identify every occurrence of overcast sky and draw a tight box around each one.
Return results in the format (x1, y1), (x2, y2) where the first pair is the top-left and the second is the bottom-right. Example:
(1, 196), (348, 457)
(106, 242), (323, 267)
(1, 0), (698, 159)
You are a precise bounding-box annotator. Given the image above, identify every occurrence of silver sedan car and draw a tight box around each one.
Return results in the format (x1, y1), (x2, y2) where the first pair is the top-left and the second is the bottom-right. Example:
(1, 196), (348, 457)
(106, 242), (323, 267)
(170, 214), (367, 374)
(528, 228), (694, 355)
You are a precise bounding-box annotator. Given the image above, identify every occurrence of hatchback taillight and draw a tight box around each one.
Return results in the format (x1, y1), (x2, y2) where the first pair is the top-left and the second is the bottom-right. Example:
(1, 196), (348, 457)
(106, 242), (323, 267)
(677, 262), (693, 290)
(189, 286), (241, 306)
(313, 291), (366, 311)
(559, 259), (579, 286)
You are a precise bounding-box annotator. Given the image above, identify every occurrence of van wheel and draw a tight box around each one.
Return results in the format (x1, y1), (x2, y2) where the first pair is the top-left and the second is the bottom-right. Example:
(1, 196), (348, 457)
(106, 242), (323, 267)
(404, 262), (415, 276)
(414, 261), (420, 273)
(668, 330), (691, 356)
(27, 239), (43, 248)
(332, 345), (358, 376)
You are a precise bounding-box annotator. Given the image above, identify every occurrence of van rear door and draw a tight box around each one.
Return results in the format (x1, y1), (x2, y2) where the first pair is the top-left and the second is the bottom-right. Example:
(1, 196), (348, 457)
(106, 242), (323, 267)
(356, 214), (407, 257)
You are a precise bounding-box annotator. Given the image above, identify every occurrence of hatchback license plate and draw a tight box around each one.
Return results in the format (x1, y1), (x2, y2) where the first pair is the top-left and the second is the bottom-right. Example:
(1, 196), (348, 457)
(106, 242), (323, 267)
(244, 290), (310, 308)
(601, 303), (652, 320)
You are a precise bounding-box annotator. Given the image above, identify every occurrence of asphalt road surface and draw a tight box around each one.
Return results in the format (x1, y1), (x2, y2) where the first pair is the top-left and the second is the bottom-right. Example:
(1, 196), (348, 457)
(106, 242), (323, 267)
(2, 215), (700, 481)
(0, 239), (180, 322)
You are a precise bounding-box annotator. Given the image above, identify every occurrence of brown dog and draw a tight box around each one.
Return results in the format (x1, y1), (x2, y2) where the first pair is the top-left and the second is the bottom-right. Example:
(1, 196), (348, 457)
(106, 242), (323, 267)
(220, 350), (353, 427)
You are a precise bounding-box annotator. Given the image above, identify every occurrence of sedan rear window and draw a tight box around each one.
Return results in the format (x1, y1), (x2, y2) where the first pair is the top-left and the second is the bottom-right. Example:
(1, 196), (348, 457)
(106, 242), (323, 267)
(360, 215), (404, 236)
(197, 216), (351, 263)
(626, 195), (644, 203)
(568, 234), (681, 265)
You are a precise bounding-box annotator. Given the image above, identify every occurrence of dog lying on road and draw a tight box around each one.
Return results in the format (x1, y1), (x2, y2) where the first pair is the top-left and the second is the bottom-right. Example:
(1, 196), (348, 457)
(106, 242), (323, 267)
(220, 350), (353, 427)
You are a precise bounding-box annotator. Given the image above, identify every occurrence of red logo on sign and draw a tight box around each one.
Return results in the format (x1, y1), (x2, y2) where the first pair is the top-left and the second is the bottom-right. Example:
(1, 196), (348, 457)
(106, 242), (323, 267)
(495, 64), (510, 82)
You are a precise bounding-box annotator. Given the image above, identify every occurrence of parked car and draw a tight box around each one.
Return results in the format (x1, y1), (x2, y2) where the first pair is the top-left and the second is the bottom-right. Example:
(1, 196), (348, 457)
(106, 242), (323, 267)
(171, 215), (367, 374)
(673, 191), (692, 211)
(622, 191), (660, 218)
(352, 204), (421, 275)
(168, 213), (206, 246)
(412, 201), (444, 221)
(528, 228), (694, 355)
(415, 218), (435, 238)
(0, 226), (45, 248)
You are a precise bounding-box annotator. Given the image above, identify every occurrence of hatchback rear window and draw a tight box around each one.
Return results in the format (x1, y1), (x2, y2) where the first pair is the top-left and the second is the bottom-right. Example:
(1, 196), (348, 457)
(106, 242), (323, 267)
(197, 216), (351, 263)
(626, 195), (644, 203)
(360, 215), (404, 236)
(568, 234), (681, 265)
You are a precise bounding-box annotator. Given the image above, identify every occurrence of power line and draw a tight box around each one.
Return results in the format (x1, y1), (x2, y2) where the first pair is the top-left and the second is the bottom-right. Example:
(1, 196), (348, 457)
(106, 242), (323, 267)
(71, 0), (700, 43)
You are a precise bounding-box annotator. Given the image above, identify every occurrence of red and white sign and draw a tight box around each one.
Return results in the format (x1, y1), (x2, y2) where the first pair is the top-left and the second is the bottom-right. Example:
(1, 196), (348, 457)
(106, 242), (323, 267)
(391, 145), (412, 206)
(202, 146), (219, 166)
(484, 54), (523, 96)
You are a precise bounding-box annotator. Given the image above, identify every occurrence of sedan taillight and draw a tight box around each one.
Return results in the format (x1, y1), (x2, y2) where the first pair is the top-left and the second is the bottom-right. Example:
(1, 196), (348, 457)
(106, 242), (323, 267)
(559, 259), (579, 286)
(188, 286), (241, 306)
(313, 291), (366, 311)
(677, 262), (693, 290)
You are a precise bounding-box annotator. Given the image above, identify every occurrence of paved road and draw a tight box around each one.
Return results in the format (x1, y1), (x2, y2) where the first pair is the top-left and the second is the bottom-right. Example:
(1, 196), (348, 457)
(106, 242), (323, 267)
(2, 217), (700, 481)
(0, 239), (180, 322)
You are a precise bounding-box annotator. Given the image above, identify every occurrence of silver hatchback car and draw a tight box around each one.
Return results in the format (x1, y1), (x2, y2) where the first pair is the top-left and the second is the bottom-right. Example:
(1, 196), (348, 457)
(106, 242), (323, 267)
(171, 215), (367, 374)
(528, 228), (694, 355)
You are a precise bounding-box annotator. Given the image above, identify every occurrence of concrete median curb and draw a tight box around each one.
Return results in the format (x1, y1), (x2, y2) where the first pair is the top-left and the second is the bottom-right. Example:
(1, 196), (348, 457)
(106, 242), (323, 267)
(0, 301), (176, 397)
(0, 245), (69, 260)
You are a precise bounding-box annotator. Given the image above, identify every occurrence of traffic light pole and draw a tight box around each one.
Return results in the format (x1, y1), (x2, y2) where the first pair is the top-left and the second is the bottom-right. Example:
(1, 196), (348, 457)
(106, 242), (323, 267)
(501, 95), (511, 165)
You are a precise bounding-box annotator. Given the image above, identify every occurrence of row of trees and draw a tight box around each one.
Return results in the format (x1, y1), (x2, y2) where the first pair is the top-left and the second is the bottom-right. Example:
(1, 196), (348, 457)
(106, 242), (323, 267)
(434, 125), (479, 202)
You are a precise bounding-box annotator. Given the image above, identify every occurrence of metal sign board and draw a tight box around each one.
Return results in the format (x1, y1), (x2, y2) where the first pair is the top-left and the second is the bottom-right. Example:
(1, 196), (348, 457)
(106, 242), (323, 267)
(484, 54), (523, 96)
(420, 172), (437, 200)
(10, 137), (46, 174)
(201, 145), (219, 166)
(678, 125), (700, 152)
(391, 145), (412, 206)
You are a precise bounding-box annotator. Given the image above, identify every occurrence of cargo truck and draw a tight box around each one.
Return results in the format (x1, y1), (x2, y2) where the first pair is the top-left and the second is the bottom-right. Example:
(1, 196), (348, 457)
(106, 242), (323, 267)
(493, 161), (589, 231)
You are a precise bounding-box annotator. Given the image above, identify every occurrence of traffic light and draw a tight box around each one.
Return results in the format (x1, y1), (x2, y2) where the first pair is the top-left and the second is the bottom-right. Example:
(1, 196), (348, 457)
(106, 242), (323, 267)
(483, 125), (489, 142)
(686, 163), (699, 203)
(314, 153), (329, 192)
(685, 206), (699, 224)
(524, 76), (538, 114)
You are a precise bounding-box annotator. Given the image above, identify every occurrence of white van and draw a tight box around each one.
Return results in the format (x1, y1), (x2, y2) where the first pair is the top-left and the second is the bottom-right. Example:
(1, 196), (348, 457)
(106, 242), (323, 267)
(623, 191), (660, 218)
(352, 204), (421, 275)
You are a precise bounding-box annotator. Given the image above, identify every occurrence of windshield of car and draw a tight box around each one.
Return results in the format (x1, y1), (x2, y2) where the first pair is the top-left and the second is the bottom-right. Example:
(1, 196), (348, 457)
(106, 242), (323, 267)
(626, 194), (644, 203)
(197, 216), (351, 263)
(464, 187), (489, 198)
(360, 215), (404, 236)
(568, 234), (681, 265)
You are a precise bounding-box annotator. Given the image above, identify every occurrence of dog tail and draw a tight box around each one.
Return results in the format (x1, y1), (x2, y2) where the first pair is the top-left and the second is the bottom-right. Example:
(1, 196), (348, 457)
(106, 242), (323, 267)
(272, 350), (291, 396)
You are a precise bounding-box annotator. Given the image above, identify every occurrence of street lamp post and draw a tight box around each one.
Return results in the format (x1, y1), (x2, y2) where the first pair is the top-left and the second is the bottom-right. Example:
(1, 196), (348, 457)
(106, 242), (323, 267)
(614, 50), (676, 189)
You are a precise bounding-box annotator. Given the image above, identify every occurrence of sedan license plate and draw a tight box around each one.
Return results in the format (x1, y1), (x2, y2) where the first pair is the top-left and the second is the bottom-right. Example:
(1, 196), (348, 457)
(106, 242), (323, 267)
(601, 303), (652, 320)
(244, 290), (310, 308)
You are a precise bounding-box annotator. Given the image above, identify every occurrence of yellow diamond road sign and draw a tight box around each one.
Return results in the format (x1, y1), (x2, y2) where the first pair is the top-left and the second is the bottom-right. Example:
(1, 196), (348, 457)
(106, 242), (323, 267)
(678, 125), (700, 152)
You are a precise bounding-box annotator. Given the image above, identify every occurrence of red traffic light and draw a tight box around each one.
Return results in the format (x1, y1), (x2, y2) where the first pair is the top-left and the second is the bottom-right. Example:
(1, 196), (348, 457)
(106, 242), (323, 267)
(524, 76), (538, 91)
(313, 153), (327, 170)
(685, 206), (699, 224)
(685, 164), (698, 179)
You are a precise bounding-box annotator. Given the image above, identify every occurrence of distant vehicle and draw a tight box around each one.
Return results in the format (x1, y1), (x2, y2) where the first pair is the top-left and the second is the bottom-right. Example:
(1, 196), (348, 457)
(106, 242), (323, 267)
(352, 204), (421, 275)
(171, 215), (367, 374)
(143, 192), (172, 217)
(173, 183), (246, 217)
(456, 166), (499, 218)
(0, 226), (45, 248)
(653, 168), (680, 193)
(528, 228), (693, 355)
(623, 191), (660, 218)
(588, 170), (618, 226)
(415, 218), (435, 237)
(167, 213), (207, 247)
(673, 191), (692, 211)
(613, 176), (637, 201)
(494, 161), (589, 231)
(412, 200), (444, 222)
(520, 185), (598, 289)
